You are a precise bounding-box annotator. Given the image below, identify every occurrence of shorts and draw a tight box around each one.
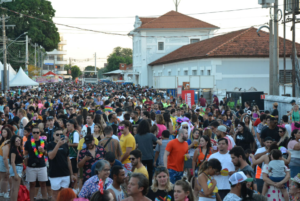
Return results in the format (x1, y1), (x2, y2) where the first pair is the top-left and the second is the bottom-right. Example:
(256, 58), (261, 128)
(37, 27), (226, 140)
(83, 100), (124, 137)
(0, 156), (9, 172)
(71, 158), (78, 174)
(9, 164), (23, 177)
(26, 166), (48, 182)
(123, 163), (132, 176)
(49, 176), (70, 191)
(269, 176), (287, 188)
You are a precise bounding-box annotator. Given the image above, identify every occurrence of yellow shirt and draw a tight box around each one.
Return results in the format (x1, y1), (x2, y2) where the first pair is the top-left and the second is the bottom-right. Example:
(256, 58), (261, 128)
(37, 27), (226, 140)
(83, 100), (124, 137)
(120, 133), (136, 164)
(170, 116), (177, 130)
(133, 165), (149, 179)
(77, 137), (99, 151)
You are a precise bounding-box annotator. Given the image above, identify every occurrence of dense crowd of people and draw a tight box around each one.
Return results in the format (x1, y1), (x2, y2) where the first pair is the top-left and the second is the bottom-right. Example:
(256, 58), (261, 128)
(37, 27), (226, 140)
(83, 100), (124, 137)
(0, 81), (299, 201)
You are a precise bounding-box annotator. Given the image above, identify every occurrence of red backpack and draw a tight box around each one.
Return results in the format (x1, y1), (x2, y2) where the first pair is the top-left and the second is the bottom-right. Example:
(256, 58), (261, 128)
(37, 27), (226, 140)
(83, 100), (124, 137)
(17, 185), (30, 201)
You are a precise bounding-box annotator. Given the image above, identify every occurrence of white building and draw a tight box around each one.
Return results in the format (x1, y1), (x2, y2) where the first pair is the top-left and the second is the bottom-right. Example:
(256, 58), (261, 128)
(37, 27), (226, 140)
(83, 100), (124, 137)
(43, 34), (67, 76)
(129, 11), (219, 86)
(149, 27), (300, 95)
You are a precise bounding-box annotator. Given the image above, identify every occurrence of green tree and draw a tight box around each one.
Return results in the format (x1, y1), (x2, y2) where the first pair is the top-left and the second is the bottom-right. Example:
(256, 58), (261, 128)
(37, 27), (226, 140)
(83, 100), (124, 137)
(1, 0), (60, 69)
(84, 66), (100, 71)
(106, 47), (132, 72)
(71, 66), (82, 79)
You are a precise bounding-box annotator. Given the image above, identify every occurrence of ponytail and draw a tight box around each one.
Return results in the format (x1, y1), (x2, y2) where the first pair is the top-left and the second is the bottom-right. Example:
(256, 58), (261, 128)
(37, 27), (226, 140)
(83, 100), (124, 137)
(175, 177), (195, 201)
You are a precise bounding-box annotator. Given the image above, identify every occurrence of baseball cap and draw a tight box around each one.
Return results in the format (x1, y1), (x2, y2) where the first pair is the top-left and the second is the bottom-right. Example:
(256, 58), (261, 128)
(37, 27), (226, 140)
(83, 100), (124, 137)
(217, 125), (227, 133)
(96, 110), (103, 115)
(291, 173), (300, 184)
(46, 116), (54, 121)
(116, 108), (123, 113)
(84, 134), (94, 144)
(290, 100), (296, 104)
(229, 171), (253, 186)
(156, 110), (161, 114)
(208, 112), (213, 116)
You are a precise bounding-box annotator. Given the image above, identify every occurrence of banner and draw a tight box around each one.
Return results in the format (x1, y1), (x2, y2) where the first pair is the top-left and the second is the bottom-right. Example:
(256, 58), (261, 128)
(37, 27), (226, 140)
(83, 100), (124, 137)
(32, 76), (60, 83)
(181, 90), (195, 108)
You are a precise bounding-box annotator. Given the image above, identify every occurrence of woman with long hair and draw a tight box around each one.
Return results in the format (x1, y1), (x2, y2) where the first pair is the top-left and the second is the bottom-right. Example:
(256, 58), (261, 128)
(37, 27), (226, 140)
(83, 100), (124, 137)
(93, 123), (105, 141)
(234, 122), (256, 152)
(135, 120), (162, 185)
(163, 112), (174, 134)
(57, 118), (67, 135)
(192, 135), (212, 176)
(252, 105), (260, 120)
(147, 166), (174, 200)
(174, 177), (195, 201)
(194, 159), (222, 201)
(0, 128), (12, 198)
(288, 129), (300, 177)
(156, 114), (166, 139)
(191, 114), (199, 129)
(9, 135), (23, 201)
(277, 126), (289, 148)
(203, 128), (217, 149)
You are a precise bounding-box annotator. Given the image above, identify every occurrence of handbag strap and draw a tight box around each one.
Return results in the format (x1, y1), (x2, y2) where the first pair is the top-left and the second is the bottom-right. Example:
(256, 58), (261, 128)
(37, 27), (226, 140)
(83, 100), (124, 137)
(103, 137), (113, 148)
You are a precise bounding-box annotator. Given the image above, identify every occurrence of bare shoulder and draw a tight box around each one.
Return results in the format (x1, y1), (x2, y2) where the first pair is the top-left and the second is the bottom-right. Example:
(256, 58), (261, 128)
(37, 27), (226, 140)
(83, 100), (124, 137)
(121, 197), (132, 201)
(144, 197), (151, 201)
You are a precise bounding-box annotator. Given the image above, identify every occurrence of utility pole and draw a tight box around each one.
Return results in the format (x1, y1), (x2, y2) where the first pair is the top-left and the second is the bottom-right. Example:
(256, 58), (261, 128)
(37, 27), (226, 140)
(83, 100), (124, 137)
(25, 35), (28, 73)
(2, 14), (6, 93)
(292, 9), (296, 97)
(94, 52), (96, 76)
(273, 0), (279, 95)
(269, 18), (274, 95)
(283, 0), (286, 95)
(34, 43), (36, 68)
(173, 0), (181, 12)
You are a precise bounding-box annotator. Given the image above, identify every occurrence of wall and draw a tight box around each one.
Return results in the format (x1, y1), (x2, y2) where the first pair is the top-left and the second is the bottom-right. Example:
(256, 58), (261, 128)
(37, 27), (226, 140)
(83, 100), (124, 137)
(131, 25), (216, 86)
(150, 58), (294, 94)
(264, 95), (300, 120)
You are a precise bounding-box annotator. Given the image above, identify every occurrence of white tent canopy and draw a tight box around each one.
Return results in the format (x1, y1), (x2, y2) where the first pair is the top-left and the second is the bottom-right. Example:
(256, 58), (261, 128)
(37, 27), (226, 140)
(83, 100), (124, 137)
(9, 67), (39, 87)
(0, 62), (17, 81)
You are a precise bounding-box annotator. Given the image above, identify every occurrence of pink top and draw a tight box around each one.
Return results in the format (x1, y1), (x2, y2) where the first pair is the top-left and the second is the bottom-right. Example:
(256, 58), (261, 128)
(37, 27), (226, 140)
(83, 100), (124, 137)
(156, 124), (167, 139)
(253, 112), (259, 118)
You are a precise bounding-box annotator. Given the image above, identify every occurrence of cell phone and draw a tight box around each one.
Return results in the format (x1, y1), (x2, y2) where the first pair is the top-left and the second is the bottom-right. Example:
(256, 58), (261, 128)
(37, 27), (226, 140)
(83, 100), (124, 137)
(60, 135), (65, 140)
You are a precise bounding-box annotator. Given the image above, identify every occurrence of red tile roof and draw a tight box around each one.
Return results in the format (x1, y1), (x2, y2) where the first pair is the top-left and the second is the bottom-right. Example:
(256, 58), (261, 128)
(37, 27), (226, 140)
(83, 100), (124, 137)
(138, 11), (218, 29)
(149, 27), (300, 66)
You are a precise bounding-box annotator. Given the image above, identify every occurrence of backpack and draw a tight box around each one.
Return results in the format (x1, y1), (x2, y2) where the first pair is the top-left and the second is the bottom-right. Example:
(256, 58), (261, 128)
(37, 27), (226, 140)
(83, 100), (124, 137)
(17, 185), (30, 201)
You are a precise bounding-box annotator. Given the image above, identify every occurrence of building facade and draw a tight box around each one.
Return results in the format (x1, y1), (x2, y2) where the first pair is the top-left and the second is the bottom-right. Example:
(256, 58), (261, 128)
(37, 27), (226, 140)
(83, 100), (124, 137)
(129, 11), (219, 86)
(43, 34), (67, 75)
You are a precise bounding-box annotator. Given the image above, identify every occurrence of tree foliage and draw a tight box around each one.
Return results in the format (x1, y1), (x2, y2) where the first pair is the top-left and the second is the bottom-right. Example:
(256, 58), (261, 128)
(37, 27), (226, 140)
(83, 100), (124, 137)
(71, 66), (82, 80)
(106, 47), (132, 72)
(1, 0), (60, 69)
(85, 66), (100, 71)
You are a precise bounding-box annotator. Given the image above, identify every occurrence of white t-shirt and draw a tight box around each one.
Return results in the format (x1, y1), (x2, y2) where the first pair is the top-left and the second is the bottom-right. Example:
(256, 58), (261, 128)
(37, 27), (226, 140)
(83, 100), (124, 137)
(117, 115), (124, 122)
(112, 135), (119, 141)
(81, 123), (95, 137)
(284, 124), (292, 137)
(70, 131), (79, 159)
(254, 147), (266, 179)
(208, 151), (235, 190)
(223, 193), (242, 201)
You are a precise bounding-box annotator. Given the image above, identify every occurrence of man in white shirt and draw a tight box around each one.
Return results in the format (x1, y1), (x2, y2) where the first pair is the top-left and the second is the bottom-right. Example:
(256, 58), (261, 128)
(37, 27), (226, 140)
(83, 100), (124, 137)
(81, 114), (95, 137)
(223, 171), (254, 201)
(116, 108), (124, 122)
(253, 137), (273, 194)
(209, 138), (235, 200)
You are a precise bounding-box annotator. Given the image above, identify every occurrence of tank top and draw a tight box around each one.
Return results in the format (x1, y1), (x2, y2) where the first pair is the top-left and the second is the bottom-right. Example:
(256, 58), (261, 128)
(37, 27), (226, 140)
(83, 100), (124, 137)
(107, 185), (124, 201)
(292, 111), (300, 122)
(197, 148), (212, 165)
(197, 173), (217, 198)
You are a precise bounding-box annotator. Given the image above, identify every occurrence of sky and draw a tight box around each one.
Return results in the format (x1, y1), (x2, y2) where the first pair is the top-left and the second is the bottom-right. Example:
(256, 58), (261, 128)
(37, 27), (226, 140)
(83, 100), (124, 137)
(49, 0), (299, 70)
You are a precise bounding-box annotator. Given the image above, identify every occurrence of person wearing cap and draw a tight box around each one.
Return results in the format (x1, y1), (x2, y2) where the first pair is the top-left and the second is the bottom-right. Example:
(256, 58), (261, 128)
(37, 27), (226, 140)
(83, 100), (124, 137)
(223, 171), (254, 201)
(44, 115), (55, 143)
(290, 99), (296, 106)
(208, 138), (235, 200)
(78, 134), (106, 185)
(290, 173), (300, 200)
(216, 125), (235, 150)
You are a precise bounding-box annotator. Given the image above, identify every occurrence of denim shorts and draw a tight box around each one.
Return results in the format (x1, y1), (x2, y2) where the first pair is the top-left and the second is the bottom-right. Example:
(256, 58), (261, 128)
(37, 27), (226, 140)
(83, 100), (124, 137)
(269, 176), (287, 188)
(0, 155), (9, 173)
(168, 169), (183, 184)
(9, 165), (23, 177)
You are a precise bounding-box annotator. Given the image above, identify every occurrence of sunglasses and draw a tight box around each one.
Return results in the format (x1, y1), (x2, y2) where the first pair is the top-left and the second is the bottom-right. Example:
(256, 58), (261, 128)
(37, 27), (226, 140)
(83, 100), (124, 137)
(56, 133), (64, 136)
(155, 166), (167, 172)
(32, 132), (40, 135)
(118, 126), (125, 130)
(129, 157), (135, 161)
